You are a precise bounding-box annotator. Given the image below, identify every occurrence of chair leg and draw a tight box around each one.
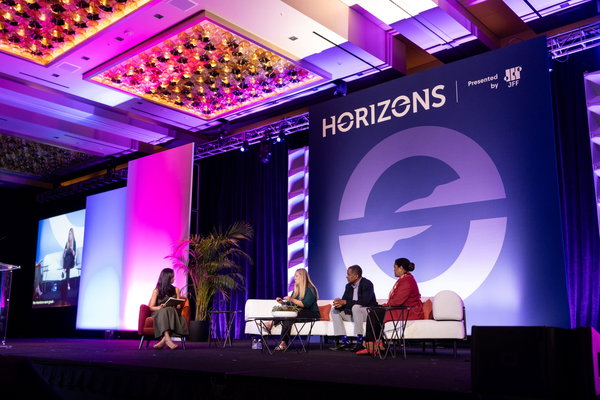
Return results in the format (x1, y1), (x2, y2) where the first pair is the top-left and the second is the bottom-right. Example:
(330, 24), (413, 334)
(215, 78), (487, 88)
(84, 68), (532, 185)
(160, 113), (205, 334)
(138, 336), (145, 350)
(182, 337), (186, 350)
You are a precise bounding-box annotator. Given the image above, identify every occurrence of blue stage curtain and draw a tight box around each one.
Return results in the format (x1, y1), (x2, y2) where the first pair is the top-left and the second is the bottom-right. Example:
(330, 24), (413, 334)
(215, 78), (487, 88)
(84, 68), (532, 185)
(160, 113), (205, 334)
(196, 141), (289, 338)
(551, 49), (600, 330)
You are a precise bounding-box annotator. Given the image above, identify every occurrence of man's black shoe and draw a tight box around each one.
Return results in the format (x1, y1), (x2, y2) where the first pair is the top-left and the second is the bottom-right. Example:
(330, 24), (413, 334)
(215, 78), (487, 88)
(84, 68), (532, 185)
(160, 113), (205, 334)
(329, 343), (350, 351)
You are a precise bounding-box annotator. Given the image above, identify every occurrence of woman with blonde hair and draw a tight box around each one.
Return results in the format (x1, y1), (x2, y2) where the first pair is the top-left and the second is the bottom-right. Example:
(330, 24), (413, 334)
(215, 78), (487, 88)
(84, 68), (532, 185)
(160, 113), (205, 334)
(272, 268), (320, 351)
(61, 227), (76, 304)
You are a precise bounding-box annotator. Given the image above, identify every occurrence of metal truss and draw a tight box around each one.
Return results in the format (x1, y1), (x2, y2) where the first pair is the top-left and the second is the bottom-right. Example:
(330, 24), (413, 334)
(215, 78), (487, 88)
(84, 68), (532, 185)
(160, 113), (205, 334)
(548, 21), (600, 59)
(194, 112), (310, 159)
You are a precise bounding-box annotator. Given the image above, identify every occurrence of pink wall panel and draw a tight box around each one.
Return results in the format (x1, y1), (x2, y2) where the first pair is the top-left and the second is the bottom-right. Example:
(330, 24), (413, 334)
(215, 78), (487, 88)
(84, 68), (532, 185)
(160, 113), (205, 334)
(121, 144), (194, 330)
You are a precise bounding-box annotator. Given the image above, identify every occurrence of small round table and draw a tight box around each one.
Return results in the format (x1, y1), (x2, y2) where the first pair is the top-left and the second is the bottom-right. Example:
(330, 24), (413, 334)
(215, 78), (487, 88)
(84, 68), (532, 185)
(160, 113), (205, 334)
(366, 305), (412, 359)
(248, 317), (318, 355)
(208, 310), (239, 348)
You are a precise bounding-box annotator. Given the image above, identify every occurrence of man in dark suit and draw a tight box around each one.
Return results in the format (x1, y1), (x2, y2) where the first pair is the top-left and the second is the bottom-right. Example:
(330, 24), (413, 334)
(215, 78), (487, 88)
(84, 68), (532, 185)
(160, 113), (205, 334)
(329, 265), (378, 351)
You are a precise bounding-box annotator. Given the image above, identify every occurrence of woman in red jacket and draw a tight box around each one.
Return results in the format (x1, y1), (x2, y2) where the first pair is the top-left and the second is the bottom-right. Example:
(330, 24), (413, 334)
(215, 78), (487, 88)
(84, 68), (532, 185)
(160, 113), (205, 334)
(357, 257), (424, 354)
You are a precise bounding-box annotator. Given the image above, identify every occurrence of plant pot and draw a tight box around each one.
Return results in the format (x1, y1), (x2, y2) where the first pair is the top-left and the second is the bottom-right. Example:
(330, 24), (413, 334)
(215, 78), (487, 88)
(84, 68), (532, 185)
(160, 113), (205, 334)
(272, 311), (298, 318)
(188, 320), (209, 342)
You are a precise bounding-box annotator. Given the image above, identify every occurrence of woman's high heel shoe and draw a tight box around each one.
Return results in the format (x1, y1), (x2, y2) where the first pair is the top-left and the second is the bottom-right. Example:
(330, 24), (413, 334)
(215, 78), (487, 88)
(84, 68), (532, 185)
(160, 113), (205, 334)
(274, 342), (288, 351)
(356, 348), (375, 355)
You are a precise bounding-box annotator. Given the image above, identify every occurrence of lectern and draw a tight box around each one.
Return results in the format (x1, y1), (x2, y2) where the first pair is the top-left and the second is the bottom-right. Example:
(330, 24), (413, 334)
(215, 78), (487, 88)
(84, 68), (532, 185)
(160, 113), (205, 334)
(0, 262), (20, 349)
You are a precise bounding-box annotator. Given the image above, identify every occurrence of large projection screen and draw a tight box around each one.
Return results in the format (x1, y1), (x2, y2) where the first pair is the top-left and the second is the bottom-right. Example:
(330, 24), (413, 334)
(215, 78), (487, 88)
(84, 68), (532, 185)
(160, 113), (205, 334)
(33, 209), (86, 308)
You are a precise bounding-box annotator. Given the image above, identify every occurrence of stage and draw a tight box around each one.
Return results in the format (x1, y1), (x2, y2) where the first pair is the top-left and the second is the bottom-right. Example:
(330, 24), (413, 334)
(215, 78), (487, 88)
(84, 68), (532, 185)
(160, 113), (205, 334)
(0, 338), (483, 400)
(6, 336), (588, 400)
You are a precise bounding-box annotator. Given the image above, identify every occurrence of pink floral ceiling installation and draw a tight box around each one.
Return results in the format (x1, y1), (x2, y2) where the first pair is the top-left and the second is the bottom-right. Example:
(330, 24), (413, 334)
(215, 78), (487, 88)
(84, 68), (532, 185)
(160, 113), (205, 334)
(0, 0), (153, 65)
(85, 13), (326, 120)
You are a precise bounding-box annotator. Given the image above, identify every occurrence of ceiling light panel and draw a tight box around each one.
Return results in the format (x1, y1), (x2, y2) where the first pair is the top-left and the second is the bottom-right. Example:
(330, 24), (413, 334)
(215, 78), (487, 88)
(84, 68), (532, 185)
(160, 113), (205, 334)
(391, 7), (475, 54)
(0, 0), (154, 65)
(338, 0), (437, 25)
(85, 11), (327, 121)
(502, 0), (591, 22)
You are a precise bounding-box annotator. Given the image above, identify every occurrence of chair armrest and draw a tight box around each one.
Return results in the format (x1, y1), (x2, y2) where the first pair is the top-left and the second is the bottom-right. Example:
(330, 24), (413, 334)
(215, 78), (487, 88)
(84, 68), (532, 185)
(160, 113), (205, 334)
(179, 297), (191, 325)
(138, 304), (151, 334)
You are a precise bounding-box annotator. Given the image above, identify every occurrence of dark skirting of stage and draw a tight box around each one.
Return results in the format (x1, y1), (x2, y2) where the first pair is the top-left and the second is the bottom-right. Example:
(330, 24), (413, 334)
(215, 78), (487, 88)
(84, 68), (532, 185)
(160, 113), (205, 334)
(0, 337), (584, 400)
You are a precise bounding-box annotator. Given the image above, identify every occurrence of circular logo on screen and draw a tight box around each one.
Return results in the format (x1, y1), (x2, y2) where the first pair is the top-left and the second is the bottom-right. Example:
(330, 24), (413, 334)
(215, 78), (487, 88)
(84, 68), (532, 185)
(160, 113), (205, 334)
(337, 126), (507, 300)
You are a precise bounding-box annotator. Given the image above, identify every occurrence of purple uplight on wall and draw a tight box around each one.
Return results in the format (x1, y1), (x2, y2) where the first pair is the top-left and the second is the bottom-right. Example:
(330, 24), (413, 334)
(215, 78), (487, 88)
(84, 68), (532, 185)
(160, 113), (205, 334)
(120, 143), (194, 330)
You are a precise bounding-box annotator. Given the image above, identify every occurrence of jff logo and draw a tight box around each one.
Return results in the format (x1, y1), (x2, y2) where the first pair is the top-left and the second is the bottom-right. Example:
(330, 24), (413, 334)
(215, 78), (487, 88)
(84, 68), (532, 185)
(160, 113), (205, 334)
(504, 66), (522, 88)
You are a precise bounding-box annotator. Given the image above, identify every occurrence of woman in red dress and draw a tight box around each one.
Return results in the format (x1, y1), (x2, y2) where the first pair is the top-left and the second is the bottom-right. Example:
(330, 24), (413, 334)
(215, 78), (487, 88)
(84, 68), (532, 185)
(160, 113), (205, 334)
(357, 257), (424, 354)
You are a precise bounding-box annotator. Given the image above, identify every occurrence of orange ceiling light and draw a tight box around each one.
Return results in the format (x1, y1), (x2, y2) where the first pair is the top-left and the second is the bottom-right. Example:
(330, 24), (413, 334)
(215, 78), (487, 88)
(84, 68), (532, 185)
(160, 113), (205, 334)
(85, 11), (327, 121)
(0, 0), (153, 65)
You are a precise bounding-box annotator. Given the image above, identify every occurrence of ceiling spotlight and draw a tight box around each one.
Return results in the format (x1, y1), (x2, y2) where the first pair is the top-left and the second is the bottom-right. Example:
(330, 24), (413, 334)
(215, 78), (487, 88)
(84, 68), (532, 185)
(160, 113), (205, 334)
(218, 119), (229, 139)
(333, 79), (347, 97)
(274, 130), (285, 143)
(240, 139), (249, 152)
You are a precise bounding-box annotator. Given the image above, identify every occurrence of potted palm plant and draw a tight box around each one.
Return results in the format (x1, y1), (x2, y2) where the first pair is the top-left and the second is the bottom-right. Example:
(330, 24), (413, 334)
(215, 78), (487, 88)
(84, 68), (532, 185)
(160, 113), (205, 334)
(168, 221), (253, 341)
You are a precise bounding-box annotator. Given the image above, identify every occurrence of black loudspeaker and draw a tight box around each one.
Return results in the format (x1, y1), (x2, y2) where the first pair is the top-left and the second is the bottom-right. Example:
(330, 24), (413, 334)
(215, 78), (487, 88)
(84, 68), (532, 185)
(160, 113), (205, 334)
(471, 326), (599, 399)
(566, 327), (600, 399)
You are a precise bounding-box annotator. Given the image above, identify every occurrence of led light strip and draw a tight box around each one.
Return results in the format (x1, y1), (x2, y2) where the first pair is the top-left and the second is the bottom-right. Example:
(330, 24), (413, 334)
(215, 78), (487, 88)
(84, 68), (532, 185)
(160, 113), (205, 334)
(287, 146), (308, 293)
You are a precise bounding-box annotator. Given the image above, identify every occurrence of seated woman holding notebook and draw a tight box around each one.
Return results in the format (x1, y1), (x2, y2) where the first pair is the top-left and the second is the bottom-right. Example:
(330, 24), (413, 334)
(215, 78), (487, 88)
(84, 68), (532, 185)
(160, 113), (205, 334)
(148, 267), (189, 350)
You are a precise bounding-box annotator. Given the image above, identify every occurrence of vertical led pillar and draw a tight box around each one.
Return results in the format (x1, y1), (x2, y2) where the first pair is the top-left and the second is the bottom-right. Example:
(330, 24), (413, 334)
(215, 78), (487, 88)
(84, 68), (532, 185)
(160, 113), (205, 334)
(287, 147), (309, 293)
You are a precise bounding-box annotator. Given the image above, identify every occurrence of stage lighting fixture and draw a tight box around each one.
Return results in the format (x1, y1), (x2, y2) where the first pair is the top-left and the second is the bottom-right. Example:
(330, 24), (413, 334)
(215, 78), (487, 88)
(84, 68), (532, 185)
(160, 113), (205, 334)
(240, 139), (249, 152)
(259, 140), (272, 163)
(85, 10), (329, 120)
(333, 79), (347, 97)
(274, 129), (285, 143)
(218, 119), (229, 139)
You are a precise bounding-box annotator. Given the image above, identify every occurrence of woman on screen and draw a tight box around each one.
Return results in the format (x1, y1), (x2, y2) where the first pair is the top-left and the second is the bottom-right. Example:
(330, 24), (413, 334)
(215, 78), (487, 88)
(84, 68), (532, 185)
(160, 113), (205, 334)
(148, 267), (188, 350)
(60, 227), (76, 304)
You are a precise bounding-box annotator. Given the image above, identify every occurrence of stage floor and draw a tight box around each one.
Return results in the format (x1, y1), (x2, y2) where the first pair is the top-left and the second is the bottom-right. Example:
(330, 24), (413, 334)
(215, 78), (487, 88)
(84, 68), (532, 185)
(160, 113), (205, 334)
(0, 338), (476, 399)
